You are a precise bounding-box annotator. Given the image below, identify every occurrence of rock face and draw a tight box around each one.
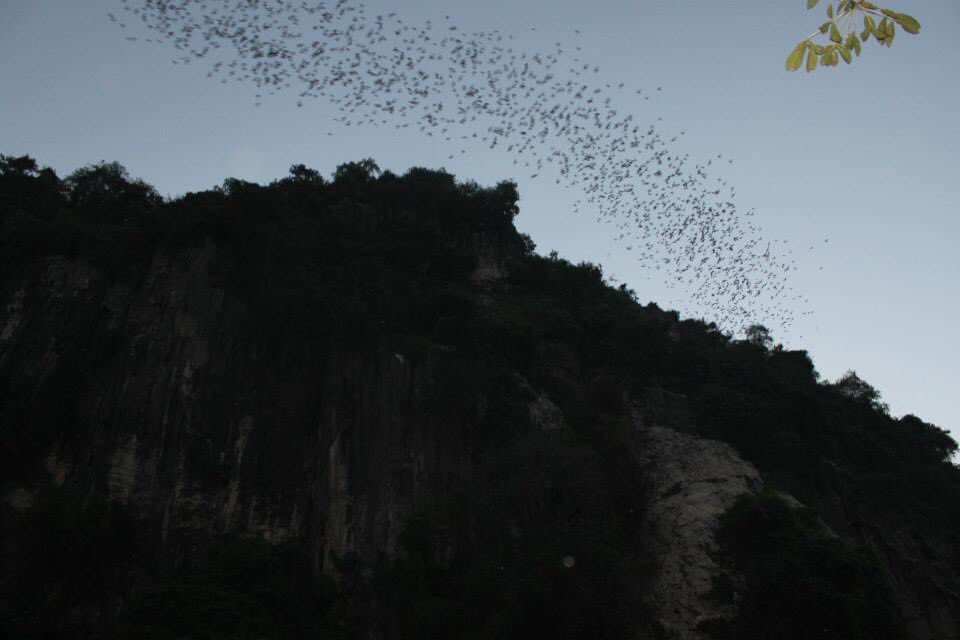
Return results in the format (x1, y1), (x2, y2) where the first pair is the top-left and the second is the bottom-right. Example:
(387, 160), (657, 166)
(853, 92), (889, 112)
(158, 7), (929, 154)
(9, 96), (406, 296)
(0, 245), (482, 576)
(634, 416), (762, 639)
(1, 216), (958, 638)
(857, 522), (960, 640)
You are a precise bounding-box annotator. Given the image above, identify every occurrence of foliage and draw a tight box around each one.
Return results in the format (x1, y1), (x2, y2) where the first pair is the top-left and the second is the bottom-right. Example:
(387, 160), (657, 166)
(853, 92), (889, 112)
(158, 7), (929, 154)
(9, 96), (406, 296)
(716, 491), (906, 639)
(0, 154), (64, 220)
(897, 414), (958, 463)
(65, 160), (162, 223)
(743, 323), (773, 350)
(830, 369), (889, 414)
(787, 0), (921, 72)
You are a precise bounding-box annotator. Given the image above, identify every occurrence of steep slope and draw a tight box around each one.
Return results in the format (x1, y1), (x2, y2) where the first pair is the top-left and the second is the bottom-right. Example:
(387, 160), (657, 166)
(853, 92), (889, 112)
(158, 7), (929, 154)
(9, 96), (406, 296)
(0, 155), (958, 639)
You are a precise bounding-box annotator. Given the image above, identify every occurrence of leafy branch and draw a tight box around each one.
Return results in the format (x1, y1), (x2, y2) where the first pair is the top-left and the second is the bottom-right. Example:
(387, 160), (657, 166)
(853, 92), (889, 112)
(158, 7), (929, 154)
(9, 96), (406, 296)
(786, 0), (920, 72)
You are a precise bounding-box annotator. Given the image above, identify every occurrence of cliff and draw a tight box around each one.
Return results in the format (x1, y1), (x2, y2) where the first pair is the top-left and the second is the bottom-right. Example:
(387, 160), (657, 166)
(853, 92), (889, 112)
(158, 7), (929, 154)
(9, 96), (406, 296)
(0, 155), (958, 639)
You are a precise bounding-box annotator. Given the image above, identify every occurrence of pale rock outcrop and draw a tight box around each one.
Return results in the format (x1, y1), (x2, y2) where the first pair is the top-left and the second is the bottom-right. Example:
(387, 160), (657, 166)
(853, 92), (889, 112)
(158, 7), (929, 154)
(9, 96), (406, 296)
(634, 413), (762, 639)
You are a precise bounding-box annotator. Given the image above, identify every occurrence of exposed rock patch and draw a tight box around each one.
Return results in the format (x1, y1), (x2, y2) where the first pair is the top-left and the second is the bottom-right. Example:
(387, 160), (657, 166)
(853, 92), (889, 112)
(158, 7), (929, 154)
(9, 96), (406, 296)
(634, 413), (762, 639)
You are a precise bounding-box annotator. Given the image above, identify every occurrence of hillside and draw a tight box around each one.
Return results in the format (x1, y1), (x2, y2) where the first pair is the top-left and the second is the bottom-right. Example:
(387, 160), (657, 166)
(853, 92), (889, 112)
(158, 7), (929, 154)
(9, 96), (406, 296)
(1, 154), (958, 639)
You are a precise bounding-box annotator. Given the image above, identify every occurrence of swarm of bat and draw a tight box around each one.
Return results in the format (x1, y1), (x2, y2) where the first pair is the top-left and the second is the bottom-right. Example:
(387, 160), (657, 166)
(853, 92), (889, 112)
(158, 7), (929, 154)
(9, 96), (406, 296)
(114, 0), (812, 333)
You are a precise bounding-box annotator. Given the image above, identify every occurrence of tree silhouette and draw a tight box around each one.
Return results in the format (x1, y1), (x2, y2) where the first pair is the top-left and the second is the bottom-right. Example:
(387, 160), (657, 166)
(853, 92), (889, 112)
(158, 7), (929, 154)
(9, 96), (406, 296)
(744, 324), (774, 350)
(64, 161), (161, 223)
(832, 369), (889, 414)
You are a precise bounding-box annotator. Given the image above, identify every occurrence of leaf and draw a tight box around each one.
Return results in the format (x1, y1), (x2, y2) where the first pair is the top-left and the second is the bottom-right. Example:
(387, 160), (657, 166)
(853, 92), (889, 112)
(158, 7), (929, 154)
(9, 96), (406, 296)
(820, 21), (831, 34)
(862, 15), (875, 41)
(876, 18), (889, 42)
(830, 22), (842, 43)
(786, 41), (807, 71)
(820, 47), (835, 66)
(807, 0), (819, 9)
(827, 3), (834, 19)
(806, 47), (818, 72)
(847, 32), (862, 56)
(838, 45), (852, 63)
(895, 13), (921, 34)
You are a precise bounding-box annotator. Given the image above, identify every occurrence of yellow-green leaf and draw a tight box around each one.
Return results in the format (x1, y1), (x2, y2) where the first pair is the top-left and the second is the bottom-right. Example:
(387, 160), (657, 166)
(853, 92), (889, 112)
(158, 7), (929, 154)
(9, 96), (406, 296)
(838, 45), (851, 63)
(820, 21), (831, 34)
(847, 33), (862, 56)
(807, 0), (819, 9)
(786, 41), (807, 71)
(806, 47), (818, 72)
(830, 22), (842, 43)
(827, 3), (834, 19)
(876, 18), (889, 42)
(862, 15), (875, 41)
(895, 13), (921, 34)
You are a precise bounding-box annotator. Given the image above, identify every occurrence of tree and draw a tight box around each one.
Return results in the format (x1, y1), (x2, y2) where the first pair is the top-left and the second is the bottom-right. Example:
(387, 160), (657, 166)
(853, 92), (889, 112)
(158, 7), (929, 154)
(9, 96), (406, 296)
(65, 161), (161, 222)
(832, 369), (889, 414)
(0, 154), (65, 220)
(333, 159), (380, 185)
(786, 0), (920, 72)
(0, 154), (41, 177)
(744, 324), (774, 350)
(0, 154), (60, 189)
(898, 414), (958, 463)
(220, 177), (261, 197)
(487, 180), (520, 222)
(287, 163), (324, 185)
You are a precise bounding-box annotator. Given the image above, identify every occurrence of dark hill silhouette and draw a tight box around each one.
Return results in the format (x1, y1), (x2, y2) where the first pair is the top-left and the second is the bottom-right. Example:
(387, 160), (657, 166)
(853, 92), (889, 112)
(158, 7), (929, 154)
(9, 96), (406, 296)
(0, 154), (957, 639)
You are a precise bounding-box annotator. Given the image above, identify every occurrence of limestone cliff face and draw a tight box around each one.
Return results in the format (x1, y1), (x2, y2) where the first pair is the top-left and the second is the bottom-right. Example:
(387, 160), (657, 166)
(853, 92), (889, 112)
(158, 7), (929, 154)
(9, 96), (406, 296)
(633, 415), (761, 639)
(0, 244), (484, 578)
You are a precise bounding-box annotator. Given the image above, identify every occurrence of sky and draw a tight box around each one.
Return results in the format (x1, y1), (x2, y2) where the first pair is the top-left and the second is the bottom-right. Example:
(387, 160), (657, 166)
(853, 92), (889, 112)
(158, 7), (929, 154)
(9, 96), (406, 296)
(1, 0), (958, 441)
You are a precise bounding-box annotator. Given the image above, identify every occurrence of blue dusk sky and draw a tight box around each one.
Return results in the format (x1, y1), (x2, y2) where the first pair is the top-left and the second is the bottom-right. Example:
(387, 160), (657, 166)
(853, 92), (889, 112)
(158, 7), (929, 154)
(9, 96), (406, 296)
(2, 1), (958, 442)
